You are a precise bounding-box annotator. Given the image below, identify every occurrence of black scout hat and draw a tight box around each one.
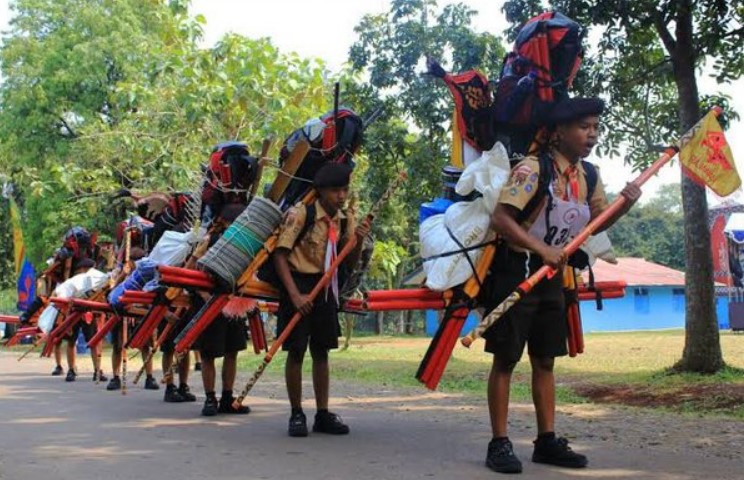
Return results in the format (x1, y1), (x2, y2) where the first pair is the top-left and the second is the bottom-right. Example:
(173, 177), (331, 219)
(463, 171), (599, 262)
(313, 162), (353, 189)
(546, 97), (605, 125)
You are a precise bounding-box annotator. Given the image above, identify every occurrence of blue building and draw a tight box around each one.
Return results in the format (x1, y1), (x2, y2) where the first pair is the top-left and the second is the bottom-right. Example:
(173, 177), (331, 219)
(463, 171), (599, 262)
(424, 257), (730, 336)
(580, 257), (729, 331)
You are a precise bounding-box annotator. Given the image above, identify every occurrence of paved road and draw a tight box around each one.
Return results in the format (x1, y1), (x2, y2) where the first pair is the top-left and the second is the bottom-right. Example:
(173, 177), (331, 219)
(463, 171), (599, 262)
(0, 351), (742, 480)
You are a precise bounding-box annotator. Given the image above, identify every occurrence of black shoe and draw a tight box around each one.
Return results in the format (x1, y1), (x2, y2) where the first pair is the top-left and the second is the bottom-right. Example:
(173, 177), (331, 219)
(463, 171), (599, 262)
(106, 376), (121, 391)
(532, 435), (588, 469)
(65, 369), (77, 382)
(51, 365), (63, 376)
(218, 396), (251, 414)
(312, 411), (349, 435)
(202, 396), (219, 417)
(288, 411), (308, 437)
(178, 384), (197, 402)
(164, 384), (186, 403)
(144, 376), (160, 390)
(93, 371), (107, 382)
(194, 362), (202, 372)
(486, 438), (523, 474)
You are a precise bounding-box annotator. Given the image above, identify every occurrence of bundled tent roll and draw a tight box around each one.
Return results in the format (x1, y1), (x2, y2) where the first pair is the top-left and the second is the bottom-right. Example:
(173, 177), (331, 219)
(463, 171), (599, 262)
(197, 197), (283, 292)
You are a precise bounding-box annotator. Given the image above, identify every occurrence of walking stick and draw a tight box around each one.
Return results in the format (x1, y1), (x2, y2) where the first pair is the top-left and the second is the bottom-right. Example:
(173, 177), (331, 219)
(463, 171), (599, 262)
(17, 334), (46, 361)
(460, 106), (723, 347)
(122, 317), (128, 395)
(232, 171), (407, 408)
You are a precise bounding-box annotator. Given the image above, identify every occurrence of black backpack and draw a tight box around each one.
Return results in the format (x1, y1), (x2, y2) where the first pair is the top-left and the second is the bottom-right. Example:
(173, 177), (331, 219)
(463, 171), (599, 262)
(258, 203), (349, 289)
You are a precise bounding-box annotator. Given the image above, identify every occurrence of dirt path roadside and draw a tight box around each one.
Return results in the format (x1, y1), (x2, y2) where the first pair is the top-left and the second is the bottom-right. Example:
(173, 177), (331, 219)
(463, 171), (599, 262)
(0, 352), (742, 480)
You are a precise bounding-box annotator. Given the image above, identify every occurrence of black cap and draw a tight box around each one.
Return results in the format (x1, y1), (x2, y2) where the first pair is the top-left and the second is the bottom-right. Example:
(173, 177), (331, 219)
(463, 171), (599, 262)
(73, 258), (96, 271)
(313, 162), (353, 189)
(546, 97), (605, 125)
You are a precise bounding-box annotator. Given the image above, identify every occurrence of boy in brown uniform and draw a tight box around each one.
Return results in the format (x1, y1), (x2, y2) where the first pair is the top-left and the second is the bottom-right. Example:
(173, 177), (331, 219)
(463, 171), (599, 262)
(273, 163), (369, 437)
(484, 97), (641, 473)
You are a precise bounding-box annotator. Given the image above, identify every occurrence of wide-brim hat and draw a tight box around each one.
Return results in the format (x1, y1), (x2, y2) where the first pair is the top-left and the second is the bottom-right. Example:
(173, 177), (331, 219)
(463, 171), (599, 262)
(546, 97), (605, 125)
(314, 162), (353, 189)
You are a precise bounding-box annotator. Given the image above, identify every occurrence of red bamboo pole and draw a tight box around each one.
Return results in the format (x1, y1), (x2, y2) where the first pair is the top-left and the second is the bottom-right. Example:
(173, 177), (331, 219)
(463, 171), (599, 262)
(128, 304), (168, 349)
(70, 298), (112, 311)
(159, 274), (215, 290)
(423, 308), (468, 389)
(566, 307), (577, 357)
(363, 299), (446, 311)
(364, 289), (445, 302)
(578, 290), (624, 301)
(158, 265), (214, 283)
(573, 303), (584, 354)
(174, 294), (230, 353)
(87, 314), (121, 349)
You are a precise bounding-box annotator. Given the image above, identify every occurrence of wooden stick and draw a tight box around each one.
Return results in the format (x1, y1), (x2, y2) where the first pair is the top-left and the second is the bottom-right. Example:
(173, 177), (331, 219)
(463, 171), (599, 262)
(460, 106), (723, 348)
(17, 334), (46, 362)
(232, 171), (407, 408)
(266, 139), (311, 203)
(250, 137), (273, 199)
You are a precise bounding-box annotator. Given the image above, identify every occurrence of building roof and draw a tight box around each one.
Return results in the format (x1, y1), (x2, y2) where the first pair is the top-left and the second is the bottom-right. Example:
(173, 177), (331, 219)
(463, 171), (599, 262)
(583, 257), (687, 287)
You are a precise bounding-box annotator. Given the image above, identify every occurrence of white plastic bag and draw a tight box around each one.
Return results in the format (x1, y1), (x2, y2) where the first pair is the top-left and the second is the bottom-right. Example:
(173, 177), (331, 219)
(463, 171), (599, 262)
(53, 269), (109, 298)
(148, 230), (195, 267)
(455, 142), (511, 212)
(420, 142), (510, 291)
(37, 306), (59, 334)
(421, 200), (495, 291)
(582, 232), (618, 265)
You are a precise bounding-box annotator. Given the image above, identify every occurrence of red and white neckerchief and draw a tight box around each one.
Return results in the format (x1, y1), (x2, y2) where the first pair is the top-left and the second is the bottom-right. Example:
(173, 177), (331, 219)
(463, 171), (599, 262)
(322, 216), (339, 305)
(558, 162), (580, 202)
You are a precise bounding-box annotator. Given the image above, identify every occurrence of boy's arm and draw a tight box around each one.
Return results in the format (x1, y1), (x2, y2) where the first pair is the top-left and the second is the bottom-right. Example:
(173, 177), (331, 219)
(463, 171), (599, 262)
(274, 248), (313, 316)
(490, 204), (565, 270)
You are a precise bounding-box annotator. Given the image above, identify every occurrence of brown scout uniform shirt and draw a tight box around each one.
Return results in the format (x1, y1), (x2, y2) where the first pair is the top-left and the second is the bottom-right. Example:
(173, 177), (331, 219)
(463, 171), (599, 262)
(275, 200), (357, 274)
(498, 150), (609, 251)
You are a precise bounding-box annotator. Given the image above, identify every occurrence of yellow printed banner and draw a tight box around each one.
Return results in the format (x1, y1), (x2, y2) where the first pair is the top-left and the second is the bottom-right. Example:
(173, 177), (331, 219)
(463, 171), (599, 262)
(679, 111), (740, 197)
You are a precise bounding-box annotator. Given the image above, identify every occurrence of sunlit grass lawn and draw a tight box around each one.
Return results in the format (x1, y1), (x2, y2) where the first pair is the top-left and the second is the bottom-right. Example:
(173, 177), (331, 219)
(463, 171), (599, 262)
(237, 329), (744, 417)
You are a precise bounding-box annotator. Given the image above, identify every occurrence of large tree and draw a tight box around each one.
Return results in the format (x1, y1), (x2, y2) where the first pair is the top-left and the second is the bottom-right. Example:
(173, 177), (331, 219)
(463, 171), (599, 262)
(0, 0), (193, 262)
(503, 0), (743, 372)
(0, 0), (330, 264)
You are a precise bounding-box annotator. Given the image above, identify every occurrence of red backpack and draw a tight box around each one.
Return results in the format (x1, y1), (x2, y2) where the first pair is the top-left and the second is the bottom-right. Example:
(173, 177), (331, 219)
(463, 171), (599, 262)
(493, 12), (583, 156)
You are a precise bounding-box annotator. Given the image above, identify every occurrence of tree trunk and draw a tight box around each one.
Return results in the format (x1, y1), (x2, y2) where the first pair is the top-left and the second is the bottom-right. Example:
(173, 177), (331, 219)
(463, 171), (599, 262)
(669, 1), (724, 373)
(376, 311), (384, 335)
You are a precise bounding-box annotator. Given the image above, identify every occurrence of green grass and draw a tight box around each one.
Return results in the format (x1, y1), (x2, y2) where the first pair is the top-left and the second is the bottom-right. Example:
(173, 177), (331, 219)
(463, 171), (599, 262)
(237, 330), (744, 418)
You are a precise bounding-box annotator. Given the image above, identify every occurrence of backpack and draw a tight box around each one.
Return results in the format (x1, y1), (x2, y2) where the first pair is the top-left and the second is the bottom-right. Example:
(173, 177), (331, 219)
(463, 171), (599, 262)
(200, 141), (259, 226)
(257, 203), (349, 289)
(493, 11), (584, 156)
(279, 108), (363, 208)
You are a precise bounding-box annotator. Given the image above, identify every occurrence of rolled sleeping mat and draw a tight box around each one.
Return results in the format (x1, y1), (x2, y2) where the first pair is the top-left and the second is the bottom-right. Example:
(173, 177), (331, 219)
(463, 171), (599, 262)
(197, 197), (282, 292)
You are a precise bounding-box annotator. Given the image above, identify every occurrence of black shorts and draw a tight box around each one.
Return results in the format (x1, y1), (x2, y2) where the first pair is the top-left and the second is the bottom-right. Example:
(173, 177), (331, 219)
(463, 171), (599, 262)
(277, 272), (340, 353)
(479, 246), (567, 364)
(191, 296), (247, 359)
(62, 318), (97, 343)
